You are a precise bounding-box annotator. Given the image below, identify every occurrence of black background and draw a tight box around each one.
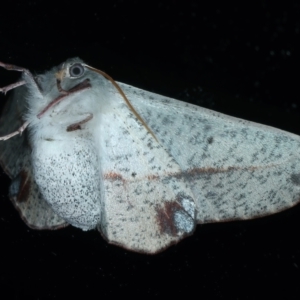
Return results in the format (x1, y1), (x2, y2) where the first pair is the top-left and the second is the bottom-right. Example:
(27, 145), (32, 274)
(1, 1), (300, 299)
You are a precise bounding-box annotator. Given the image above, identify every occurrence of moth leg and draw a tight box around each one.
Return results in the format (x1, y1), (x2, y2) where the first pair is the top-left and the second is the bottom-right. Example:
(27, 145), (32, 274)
(0, 61), (30, 73)
(0, 121), (29, 141)
(0, 61), (42, 95)
(66, 113), (93, 132)
(0, 80), (26, 94)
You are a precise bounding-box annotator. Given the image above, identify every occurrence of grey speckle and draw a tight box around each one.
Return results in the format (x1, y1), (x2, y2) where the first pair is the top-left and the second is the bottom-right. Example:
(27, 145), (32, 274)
(291, 173), (300, 186)
(207, 136), (214, 144)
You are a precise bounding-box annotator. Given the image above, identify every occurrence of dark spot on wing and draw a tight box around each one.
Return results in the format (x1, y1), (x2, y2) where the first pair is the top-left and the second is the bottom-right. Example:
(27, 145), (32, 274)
(291, 173), (300, 186)
(67, 124), (81, 132)
(207, 136), (214, 144)
(155, 201), (182, 236)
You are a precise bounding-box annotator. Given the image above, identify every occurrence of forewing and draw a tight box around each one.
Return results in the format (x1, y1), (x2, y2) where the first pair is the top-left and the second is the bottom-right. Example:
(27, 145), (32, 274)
(0, 87), (68, 229)
(117, 83), (300, 223)
(95, 95), (196, 253)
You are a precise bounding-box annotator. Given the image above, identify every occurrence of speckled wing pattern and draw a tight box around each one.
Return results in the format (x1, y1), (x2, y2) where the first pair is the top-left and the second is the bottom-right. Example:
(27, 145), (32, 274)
(117, 83), (300, 225)
(95, 94), (196, 253)
(0, 86), (67, 229)
(92, 82), (300, 253)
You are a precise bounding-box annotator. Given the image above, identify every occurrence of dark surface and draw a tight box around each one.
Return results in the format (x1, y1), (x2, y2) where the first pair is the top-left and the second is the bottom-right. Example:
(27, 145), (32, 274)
(1, 1), (300, 299)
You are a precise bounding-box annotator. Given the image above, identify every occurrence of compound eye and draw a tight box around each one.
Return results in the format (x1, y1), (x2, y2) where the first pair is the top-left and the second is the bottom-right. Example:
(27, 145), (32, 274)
(69, 63), (85, 78)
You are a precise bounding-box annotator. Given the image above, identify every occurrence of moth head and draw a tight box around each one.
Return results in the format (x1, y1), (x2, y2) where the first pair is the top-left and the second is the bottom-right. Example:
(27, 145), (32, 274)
(54, 58), (110, 89)
(18, 58), (104, 141)
(26, 58), (112, 120)
(0, 58), (153, 141)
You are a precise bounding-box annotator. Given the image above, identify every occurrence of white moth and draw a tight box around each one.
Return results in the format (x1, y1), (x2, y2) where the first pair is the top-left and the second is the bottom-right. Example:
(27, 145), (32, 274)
(0, 58), (300, 254)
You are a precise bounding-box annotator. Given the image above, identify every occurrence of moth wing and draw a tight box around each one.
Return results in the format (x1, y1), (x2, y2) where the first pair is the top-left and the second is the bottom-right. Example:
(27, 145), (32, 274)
(117, 82), (300, 223)
(95, 92), (197, 254)
(0, 87), (68, 229)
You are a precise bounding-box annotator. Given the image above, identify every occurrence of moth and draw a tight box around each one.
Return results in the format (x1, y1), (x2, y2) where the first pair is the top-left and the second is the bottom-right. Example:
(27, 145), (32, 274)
(0, 58), (300, 254)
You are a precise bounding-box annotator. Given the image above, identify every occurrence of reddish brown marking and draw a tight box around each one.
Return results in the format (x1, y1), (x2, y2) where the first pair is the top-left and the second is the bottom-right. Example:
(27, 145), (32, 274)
(174, 165), (262, 180)
(155, 201), (182, 236)
(102, 165), (261, 185)
(67, 123), (81, 132)
(56, 79), (69, 95)
(66, 114), (93, 132)
(16, 170), (31, 203)
(103, 172), (124, 181)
